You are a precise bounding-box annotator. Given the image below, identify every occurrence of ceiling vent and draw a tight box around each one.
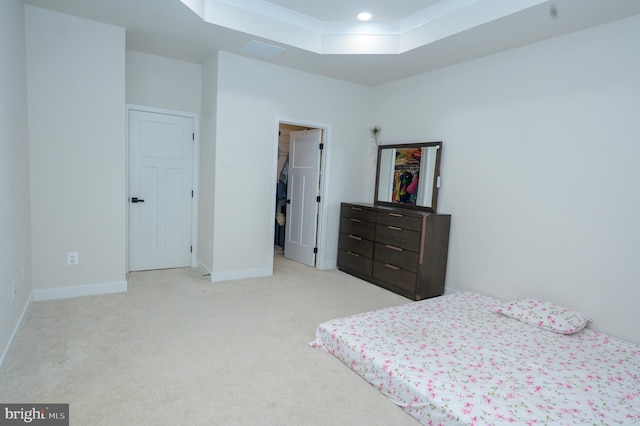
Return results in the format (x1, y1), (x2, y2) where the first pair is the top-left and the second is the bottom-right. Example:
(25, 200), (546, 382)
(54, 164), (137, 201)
(241, 40), (286, 58)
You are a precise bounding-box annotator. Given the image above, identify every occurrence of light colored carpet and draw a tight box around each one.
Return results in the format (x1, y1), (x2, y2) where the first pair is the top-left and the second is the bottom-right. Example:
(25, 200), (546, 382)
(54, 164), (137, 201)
(0, 251), (418, 425)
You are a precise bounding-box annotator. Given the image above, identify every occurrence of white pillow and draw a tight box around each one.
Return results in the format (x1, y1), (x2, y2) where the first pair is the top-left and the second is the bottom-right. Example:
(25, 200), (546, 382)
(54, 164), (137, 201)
(494, 298), (590, 335)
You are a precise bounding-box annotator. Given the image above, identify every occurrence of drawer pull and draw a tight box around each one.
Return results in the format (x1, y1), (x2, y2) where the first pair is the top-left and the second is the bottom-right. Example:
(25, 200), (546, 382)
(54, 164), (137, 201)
(385, 244), (402, 252)
(389, 213), (404, 217)
(388, 226), (402, 231)
(347, 251), (360, 257)
(350, 218), (362, 223)
(384, 263), (400, 270)
(348, 234), (362, 241)
(351, 207), (363, 211)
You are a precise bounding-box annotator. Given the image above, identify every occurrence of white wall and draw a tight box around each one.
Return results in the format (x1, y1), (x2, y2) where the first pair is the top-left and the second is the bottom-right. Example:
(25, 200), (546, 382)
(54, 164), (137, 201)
(25, 6), (127, 299)
(202, 51), (374, 280)
(373, 15), (640, 344)
(197, 54), (219, 274)
(126, 50), (202, 114)
(0, 0), (33, 368)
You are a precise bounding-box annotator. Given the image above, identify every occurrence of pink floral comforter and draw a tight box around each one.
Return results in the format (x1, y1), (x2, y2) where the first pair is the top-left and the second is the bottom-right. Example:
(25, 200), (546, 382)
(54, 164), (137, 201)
(310, 292), (640, 425)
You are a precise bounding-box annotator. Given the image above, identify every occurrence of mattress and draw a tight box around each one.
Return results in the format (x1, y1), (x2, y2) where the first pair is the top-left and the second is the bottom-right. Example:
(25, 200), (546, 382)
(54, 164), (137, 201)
(310, 292), (640, 425)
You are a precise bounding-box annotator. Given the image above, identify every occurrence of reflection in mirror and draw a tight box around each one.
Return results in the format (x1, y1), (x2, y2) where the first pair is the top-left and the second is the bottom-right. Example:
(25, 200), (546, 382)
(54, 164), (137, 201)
(374, 142), (442, 212)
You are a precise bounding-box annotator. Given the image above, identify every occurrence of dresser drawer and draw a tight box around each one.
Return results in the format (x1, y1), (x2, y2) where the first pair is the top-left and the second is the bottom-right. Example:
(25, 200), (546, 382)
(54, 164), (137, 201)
(375, 224), (420, 251)
(372, 261), (417, 293)
(374, 242), (418, 272)
(341, 203), (377, 223)
(376, 211), (422, 231)
(339, 233), (374, 258)
(338, 249), (373, 276)
(340, 216), (375, 240)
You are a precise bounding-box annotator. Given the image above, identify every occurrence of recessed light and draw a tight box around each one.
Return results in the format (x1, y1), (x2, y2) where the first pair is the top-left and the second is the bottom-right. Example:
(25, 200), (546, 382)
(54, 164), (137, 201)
(357, 12), (372, 21)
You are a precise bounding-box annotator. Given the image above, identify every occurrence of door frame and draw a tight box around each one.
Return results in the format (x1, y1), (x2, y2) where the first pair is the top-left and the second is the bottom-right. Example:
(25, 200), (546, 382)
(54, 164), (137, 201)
(273, 116), (332, 270)
(126, 104), (200, 272)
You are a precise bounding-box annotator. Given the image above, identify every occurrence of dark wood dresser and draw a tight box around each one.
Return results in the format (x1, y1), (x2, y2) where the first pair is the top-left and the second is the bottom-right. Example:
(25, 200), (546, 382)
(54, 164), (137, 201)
(337, 202), (451, 300)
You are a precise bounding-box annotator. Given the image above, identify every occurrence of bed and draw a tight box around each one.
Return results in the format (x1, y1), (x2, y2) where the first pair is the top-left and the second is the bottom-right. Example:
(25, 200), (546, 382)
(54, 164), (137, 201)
(310, 292), (640, 425)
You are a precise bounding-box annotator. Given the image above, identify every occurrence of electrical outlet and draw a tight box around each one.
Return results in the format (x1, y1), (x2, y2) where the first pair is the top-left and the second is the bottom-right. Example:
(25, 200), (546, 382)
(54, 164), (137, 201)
(67, 252), (79, 265)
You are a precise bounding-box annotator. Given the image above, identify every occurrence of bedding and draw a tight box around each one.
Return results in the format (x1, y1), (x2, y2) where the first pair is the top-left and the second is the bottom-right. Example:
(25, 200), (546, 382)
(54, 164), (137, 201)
(310, 292), (640, 425)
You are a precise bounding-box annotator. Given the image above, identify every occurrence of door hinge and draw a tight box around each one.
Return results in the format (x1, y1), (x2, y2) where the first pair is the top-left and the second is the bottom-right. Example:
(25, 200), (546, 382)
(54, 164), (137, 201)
(313, 247), (318, 254)
(192, 133), (195, 141)
(319, 143), (324, 150)
(190, 245), (193, 253)
(191, 190), (194, 198)
(316, 195), (321, 202)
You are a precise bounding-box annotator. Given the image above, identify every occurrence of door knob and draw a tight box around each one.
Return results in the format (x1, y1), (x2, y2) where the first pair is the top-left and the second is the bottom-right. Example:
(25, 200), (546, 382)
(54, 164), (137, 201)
(131, 197), (145, 203)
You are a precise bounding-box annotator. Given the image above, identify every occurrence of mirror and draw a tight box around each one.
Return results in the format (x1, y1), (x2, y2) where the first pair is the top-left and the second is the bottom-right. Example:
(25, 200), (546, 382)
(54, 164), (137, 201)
(374, 142), (442, 212)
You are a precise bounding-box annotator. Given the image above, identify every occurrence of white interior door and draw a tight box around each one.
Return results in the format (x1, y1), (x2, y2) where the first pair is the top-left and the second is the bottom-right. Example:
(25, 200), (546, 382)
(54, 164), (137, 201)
(129, 110), (194, 271)
(284, 129), (322, 266)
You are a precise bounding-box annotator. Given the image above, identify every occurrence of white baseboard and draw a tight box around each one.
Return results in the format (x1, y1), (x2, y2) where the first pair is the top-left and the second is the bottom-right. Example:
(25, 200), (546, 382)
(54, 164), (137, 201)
(33, 280), (128, 302)
(0, 293), (33, 372)
(210, 267), (271, 283)
(317, 259), (337, 270)
(443, 286), (460, 296)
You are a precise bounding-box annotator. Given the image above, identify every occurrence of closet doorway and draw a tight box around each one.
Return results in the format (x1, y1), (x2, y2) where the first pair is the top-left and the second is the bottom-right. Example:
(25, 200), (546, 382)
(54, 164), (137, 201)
(275, 122), (325, 267)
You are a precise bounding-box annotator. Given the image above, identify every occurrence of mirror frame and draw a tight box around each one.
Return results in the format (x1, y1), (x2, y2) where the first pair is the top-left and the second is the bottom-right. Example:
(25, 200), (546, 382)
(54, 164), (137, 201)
(374, 141), (443, 213)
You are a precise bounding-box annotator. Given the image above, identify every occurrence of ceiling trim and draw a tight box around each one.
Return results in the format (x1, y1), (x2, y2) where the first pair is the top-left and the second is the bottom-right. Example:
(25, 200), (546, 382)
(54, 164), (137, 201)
(181, 0), (547, 55)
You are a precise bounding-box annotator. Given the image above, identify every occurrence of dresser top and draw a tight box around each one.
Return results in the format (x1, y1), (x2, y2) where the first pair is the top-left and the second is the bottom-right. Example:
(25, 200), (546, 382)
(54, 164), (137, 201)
(342, 202), (450, 217)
